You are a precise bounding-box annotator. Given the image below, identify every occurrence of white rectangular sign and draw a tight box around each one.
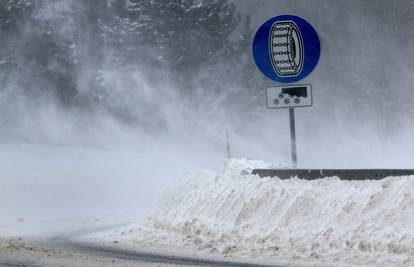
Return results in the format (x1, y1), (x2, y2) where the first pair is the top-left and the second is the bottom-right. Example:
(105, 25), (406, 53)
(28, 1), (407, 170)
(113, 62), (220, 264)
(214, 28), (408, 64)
(266, 84), (312, 109)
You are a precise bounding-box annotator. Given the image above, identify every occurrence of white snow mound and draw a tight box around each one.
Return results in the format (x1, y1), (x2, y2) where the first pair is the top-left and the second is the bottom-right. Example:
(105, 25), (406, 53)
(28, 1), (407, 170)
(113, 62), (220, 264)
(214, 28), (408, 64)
(92, 159), (414, 266)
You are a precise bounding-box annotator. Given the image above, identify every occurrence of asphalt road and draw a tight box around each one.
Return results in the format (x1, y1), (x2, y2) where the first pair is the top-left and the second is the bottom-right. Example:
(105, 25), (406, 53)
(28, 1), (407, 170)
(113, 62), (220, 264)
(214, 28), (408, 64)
(0, 263), (33, 267)
(0, 225), (287, 267)
(58, 238), (285, 267)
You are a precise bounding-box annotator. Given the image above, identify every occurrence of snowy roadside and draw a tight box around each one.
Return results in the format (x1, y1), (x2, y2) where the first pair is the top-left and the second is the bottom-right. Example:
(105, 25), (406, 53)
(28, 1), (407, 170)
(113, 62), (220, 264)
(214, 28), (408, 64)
(82, 159), (414, 267)
(0, 236), (192, 267)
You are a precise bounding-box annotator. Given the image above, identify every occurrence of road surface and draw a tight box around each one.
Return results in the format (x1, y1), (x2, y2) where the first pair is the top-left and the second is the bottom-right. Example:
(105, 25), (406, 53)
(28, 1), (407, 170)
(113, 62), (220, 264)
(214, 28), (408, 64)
(0, 225), (287, 267)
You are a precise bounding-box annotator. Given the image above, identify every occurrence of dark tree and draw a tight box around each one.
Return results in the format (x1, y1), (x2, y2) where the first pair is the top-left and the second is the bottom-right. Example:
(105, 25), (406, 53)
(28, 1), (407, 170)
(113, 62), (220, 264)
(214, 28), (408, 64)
(0, 0), (254, 126)
(103, 0), (242, 75)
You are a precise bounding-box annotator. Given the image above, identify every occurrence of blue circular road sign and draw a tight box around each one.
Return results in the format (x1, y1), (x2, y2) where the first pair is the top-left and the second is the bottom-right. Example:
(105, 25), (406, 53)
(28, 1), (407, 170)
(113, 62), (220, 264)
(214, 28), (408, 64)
(252, 15), (320, 83)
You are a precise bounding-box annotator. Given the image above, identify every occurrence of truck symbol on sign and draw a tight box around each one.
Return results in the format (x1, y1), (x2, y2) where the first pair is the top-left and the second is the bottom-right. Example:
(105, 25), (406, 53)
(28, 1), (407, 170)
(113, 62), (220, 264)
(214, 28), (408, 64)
(281, 86), (307, 98)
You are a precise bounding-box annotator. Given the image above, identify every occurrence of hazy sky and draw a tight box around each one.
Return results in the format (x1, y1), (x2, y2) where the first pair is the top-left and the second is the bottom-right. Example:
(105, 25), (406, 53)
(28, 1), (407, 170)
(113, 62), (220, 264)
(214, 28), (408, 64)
(2, 1), (414, 228)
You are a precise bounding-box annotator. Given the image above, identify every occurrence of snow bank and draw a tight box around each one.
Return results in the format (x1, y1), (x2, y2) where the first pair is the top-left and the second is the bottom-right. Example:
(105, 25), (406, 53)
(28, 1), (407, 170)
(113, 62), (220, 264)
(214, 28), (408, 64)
(89, 159), (414, 266)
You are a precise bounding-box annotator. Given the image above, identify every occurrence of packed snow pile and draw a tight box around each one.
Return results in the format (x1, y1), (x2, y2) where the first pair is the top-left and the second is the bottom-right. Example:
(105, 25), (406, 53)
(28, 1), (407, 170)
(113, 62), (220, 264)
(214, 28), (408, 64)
(88, 159), (414, 266)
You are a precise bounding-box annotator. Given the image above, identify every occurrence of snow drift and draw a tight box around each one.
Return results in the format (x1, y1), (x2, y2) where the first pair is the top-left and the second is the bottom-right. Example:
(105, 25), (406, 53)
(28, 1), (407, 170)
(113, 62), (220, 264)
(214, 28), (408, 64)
(88, 160), (414, 266)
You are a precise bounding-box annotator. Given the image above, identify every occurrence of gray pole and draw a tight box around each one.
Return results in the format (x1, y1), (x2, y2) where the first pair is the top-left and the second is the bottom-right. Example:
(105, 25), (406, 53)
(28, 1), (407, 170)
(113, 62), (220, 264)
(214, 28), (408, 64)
(289, 108), (297, 167)
(225, 127), (231, 159)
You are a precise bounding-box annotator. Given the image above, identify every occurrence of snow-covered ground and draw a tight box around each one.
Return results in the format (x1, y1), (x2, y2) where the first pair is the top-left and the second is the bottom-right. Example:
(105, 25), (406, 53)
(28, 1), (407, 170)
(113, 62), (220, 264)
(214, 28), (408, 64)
(84, 159), (414, 267)
(0, 236), (185, 267)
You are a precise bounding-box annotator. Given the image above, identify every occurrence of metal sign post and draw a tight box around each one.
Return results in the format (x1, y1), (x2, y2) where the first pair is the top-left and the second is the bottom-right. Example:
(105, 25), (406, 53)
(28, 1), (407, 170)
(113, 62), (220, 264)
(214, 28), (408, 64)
(266, 84), (312, 167)
(252, 15), (320, 167)
(289, 108), (297, 167)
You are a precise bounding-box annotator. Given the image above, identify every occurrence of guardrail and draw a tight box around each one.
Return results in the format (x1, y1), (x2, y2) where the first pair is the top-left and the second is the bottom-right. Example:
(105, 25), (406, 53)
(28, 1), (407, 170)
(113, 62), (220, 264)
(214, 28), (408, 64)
(251, 169), (414, 180)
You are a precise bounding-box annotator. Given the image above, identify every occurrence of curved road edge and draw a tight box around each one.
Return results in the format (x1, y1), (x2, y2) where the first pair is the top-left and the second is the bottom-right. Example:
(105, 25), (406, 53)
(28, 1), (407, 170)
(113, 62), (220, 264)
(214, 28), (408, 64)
(60, 238), (286, 267)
